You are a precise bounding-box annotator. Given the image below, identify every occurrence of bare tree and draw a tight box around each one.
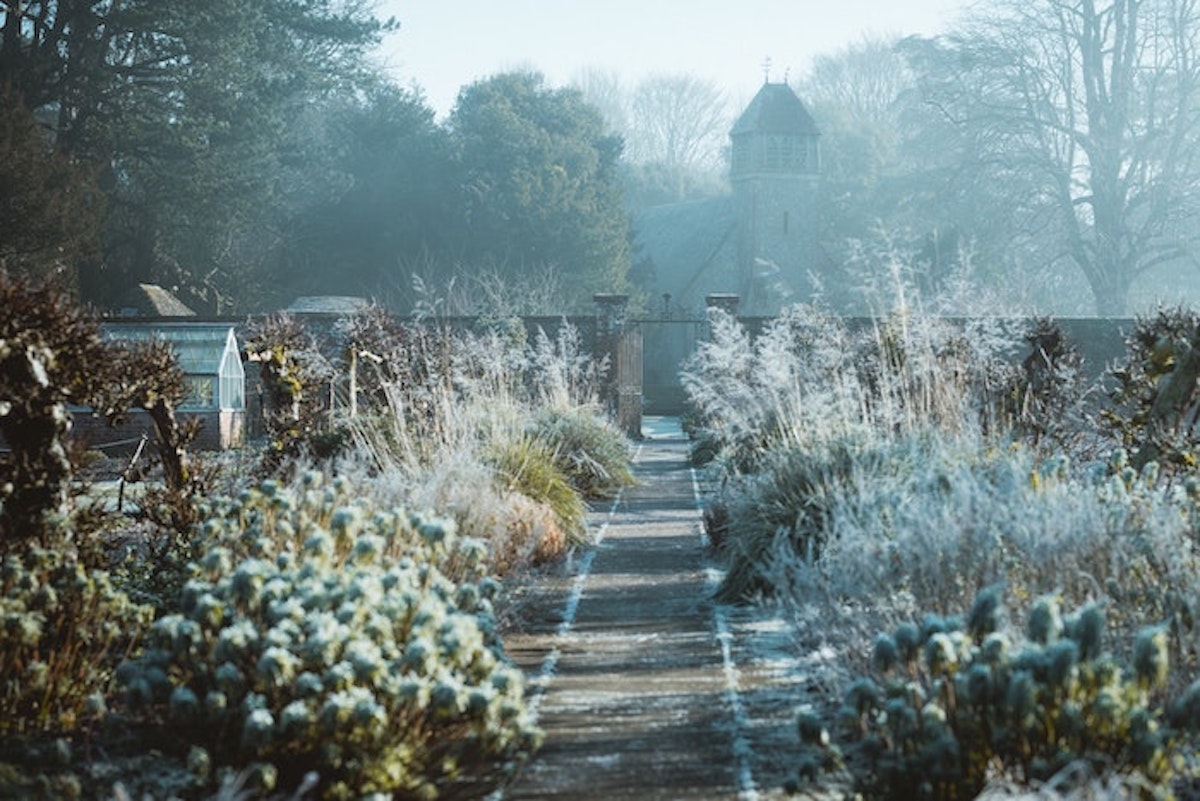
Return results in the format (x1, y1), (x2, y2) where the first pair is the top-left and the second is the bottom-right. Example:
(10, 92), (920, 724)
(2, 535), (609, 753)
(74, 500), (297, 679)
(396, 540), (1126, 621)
(627, 73), (730, 171)
(921, 0), (1200, 315)
(803, 33), (915, 128)
(572, 67), (630, 137)
(798, 35), (920, 249)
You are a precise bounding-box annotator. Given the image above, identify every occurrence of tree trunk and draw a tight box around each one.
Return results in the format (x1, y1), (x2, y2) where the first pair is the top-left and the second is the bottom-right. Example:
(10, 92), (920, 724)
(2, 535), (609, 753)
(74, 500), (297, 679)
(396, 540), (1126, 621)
(1087, 252), (1132, 318)
(147, 399), (191, 493)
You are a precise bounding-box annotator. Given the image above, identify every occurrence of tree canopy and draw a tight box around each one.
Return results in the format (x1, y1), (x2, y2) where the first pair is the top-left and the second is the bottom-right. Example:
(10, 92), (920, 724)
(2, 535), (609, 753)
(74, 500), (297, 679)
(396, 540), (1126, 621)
(806, 1), (1200, 315)
(1, 4), (635, 314)
(937, 0), (1200, 316)
(0, 83), (103, 284)
(1, 0), (393, 311)
(445, 71), (631, 309)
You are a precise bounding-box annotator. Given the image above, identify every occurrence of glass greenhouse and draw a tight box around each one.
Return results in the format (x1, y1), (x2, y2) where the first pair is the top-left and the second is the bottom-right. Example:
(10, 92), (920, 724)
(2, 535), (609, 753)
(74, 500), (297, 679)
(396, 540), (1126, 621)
(100, 322), (246, 449)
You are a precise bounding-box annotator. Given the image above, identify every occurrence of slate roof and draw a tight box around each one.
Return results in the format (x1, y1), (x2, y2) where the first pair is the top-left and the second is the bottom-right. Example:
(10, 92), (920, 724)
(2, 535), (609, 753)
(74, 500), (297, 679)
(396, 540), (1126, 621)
(117, 283), (196, 317)
(632, 197), (739, 313)
(730, 82), (820, 137)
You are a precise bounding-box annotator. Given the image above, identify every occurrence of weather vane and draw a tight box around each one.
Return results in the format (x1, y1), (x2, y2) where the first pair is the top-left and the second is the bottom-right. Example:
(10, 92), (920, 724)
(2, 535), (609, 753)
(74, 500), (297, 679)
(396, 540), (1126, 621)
(762, 56), (773, 83)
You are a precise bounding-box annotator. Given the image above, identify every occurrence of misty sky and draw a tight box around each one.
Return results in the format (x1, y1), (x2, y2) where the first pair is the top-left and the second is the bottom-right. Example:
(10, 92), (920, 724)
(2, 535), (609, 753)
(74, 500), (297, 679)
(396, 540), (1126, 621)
(376, 0), (964, 117)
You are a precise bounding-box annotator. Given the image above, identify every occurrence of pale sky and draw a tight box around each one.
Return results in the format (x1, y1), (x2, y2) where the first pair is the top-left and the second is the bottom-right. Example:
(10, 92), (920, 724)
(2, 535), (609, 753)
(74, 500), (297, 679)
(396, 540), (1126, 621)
(375, 1), (965, 118)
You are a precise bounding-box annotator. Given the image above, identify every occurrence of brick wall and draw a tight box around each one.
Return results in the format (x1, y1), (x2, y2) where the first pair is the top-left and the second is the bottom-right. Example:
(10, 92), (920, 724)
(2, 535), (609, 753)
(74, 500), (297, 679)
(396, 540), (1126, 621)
(69, 409), (244, 455)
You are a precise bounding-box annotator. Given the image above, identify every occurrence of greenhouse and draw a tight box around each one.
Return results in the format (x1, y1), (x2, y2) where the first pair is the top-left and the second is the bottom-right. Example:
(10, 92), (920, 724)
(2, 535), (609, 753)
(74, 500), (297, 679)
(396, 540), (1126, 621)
(97, 322), (246, 450)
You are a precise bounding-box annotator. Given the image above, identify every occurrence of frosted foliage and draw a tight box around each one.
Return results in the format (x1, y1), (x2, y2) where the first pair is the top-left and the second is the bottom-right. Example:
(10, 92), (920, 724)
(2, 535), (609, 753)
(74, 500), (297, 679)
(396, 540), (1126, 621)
(528, 323), (605, 409)
(338, 314), (628, 579)
(769, 436), (1200, 667)
(690, 303), (1200, 686)
(681, 304), (1017, 457)
(119, 475), (540, 798)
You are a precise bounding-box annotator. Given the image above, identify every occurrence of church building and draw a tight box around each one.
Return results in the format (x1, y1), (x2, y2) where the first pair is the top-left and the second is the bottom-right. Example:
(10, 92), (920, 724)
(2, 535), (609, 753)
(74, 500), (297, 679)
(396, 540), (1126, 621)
(633, 81), (825, 316)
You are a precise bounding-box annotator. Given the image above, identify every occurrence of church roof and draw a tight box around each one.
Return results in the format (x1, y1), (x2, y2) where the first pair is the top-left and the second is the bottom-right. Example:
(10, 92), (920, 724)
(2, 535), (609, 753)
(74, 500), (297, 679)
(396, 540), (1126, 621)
(633, 197), (739, 313)
(730, 82), (819, 137)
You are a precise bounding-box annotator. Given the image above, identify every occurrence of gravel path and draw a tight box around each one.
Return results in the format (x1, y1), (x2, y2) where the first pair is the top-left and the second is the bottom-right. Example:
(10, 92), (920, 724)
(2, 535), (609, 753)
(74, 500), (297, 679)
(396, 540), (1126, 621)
(497, 420), (812, 800)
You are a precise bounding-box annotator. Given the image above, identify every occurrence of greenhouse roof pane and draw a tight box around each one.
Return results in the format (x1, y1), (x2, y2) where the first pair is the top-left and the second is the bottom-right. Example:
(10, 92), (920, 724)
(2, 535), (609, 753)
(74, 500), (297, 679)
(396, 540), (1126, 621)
(102, 323), (241, 375)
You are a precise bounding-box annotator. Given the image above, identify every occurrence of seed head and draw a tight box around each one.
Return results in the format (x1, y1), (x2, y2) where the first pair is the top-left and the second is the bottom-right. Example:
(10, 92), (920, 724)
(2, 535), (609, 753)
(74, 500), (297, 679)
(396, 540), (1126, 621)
(1027, 595), (1063, 645)
(1133, 626), (1169, 690)
(967, 584), (1005, 642)
(872, 633), (899, 673)
(925, 633), (958, 677)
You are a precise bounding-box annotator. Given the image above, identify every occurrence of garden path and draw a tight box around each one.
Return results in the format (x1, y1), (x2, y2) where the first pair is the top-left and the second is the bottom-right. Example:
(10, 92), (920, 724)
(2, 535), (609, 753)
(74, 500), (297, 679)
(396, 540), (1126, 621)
(498, 418), (819, 801)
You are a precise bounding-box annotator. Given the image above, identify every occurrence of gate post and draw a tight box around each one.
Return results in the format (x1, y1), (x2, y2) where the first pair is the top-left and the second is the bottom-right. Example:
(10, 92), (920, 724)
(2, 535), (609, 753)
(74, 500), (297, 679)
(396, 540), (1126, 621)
(593, 293), (642, 440)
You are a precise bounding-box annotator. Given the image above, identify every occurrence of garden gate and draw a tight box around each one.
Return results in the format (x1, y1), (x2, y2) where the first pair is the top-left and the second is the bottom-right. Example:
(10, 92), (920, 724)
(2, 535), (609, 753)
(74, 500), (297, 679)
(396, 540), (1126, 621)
(594, 294), (643, 439)
(614, 319), (643, 438)
(595, 293), (745, 435)
(637, 318), (706, 417)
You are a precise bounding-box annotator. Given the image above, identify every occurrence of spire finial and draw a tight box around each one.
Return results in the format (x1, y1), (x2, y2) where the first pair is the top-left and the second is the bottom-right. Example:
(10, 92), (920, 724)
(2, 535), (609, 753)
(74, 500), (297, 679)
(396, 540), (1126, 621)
(761, 56), (773, 83)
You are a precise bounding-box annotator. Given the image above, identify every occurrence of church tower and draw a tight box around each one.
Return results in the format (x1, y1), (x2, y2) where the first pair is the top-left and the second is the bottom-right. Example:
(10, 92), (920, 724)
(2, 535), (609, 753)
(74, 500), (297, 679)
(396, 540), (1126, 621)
(729, 82), (821, 312)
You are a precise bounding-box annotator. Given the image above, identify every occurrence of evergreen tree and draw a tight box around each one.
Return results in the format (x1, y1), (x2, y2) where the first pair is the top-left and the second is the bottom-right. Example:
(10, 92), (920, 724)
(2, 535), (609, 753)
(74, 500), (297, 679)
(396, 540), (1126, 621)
(0, 83), (103, 285)
(0, 0), (393, 312)
(447, 71), (631, 309)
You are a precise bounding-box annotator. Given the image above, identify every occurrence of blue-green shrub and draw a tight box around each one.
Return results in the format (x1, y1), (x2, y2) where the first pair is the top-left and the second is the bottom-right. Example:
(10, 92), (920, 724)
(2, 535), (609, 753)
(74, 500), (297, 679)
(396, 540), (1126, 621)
(801, 587), (1200, 800)
(118, 475), (540, 799)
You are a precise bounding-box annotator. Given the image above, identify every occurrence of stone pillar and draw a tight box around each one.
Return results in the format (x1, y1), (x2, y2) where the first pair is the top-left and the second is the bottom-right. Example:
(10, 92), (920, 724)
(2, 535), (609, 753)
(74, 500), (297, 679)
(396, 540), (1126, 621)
(705, 293), (740, 316)
(594, 293), (629, 336)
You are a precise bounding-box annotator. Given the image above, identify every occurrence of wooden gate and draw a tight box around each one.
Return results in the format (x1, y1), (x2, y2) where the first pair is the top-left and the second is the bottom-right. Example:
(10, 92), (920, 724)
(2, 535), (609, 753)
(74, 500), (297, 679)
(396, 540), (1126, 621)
(614, 320), (643, 439)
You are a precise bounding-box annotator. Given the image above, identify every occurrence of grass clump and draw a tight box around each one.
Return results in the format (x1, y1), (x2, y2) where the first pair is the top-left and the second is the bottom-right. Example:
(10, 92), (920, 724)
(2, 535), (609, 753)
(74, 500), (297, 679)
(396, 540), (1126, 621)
(344, 313), (626, 575)
(115, 474), (540, 800)
(530, 407), (634, 500)
(487, 436), (588, 547)
(712, 435), (868, 603)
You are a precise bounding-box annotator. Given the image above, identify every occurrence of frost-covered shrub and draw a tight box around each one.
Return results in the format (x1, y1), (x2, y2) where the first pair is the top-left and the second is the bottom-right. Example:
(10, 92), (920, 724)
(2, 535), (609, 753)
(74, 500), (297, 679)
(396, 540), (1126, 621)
(330, 304), (420, 417)
(0, 545), (152, 737)
(343, 315), (611, 575)
(0, 275), (114, 545)
(682, 305), (1019, 478)
(713, 436), (869, 603)
(801, 587), (1200, 800)
(1102, 306), (1200, 475)
(364, 457), (569, 577)
(1002, 317), (1089, 450)
(244, 314), (335, 469)
(526, 323), (606, 410)
(530, 407), (633, 500)
(761, 434), (1200, 647)
(118, 476), (540, 799)
(681, 305), (817, 472)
